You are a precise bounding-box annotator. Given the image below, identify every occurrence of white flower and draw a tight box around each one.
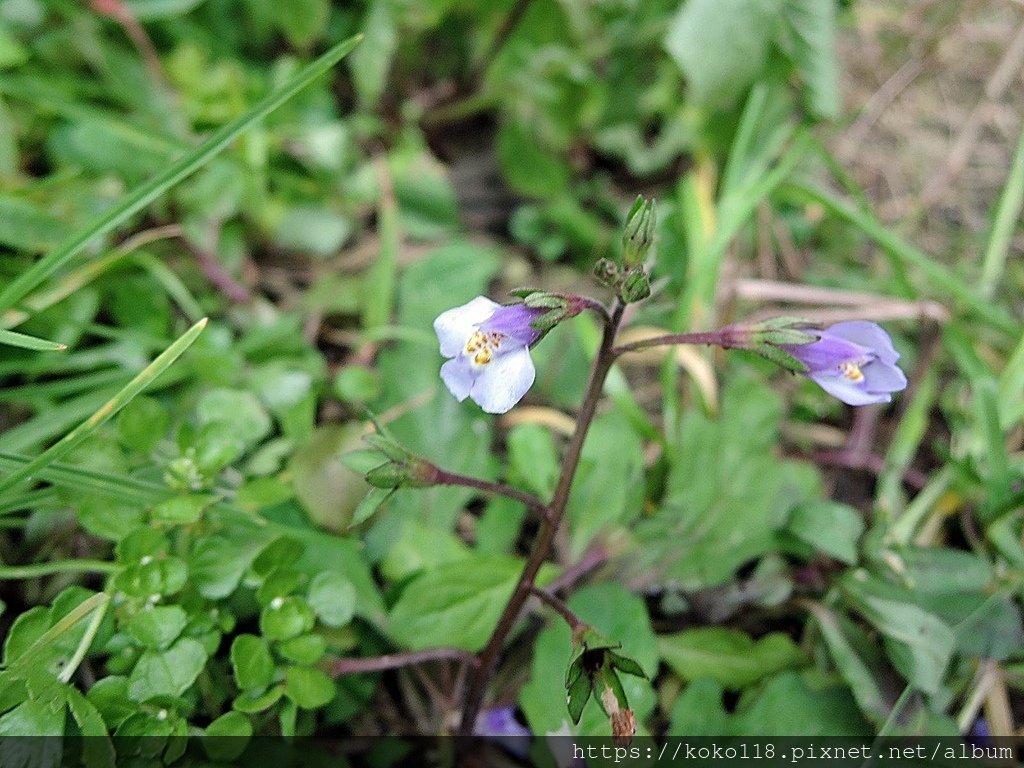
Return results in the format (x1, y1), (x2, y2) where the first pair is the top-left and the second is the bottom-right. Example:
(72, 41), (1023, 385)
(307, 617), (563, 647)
(433, 296), (544, 414)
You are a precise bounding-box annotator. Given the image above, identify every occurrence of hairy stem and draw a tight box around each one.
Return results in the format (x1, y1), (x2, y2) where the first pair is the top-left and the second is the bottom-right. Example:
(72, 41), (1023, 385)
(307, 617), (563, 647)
(458, 299), (625, 735)
(330, 648), (479, 677)
(530, 586), (587, 633)
(612, 329), (736, 357)
(434, 468), (549, 518)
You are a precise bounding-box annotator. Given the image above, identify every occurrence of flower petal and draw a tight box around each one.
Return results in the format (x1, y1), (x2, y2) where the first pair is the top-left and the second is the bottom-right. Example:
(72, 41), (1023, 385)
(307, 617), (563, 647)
(434, 297), (500, 357)
(825, 321), (900, 364)
(808, 371), (893, 406)
(863, 359), (907, 393)
(471, 346), (535, 413)
(782, 333), (871, 372)
(440, 357), (475, 401)
(478, 304), (545, 346)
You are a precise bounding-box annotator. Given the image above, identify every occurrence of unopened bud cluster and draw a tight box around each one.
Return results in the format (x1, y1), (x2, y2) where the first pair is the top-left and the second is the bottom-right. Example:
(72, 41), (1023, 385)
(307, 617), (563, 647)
(595, 196), (656, 304)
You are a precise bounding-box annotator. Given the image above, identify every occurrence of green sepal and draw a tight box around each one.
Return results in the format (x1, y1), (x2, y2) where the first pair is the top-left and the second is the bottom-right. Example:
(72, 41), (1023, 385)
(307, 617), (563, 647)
(594, 666), (629, 717)
(523, 294), (568, 310)
(509, 287), (541, 299)
(752, 345), (810, 373)
(566, 666), (592, 725)
(363, 434), (413, 462)
(618, 268), (651, 303)
(607, 651), (647, 679)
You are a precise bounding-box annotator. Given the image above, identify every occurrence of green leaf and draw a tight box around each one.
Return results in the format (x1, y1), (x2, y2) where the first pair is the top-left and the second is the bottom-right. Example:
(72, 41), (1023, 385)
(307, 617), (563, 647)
(840, 572), (955, 696)
(259, 597), (316, 642)
(85, 676), (135, 730)
(804, 601), (893, 723)
(0, 195), (70, 252)
(306, 572), (357, 629)
(65, 687), (115, 767)
(349, 0), (397, 104)
(277, 634), (327, 666)
(195, 388), (272, 451)
(388, 555), (521, 652)
(124, 606), (188, 650)
(787, 501), (864, 564)
(0, 35), (363, 316)
(669, 671), (871, 736)
(497, 119), (569, 199)
(252, 537), (306, 578)
(232, 685), (284, 714)
(0, 698), (65, 736)
(627, 376), (819, 589)
(189, 535), (253, 599)
(506, 423), (559, 499)
(230, 635), (275, 692)
(566, 410), (644, 558)
(780, 0), (839, 118)
(128, 637), (207, 701)
(289, 424), (370, 532)
(659, 627), (807, 690)
(0, 328), (66, 352)
(150, 494), (213, 526)
(203, 711), (252, 762)
(277, 0), (329, 48)
(284, 666), (335, 709)
(664, 0), (782, 106)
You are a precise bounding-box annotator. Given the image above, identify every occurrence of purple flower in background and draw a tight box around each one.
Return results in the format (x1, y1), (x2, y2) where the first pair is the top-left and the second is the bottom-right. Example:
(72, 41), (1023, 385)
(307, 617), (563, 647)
(434, 297), (545, 414)
(476, 706), (531, 758)
(780, 321), (907, 406)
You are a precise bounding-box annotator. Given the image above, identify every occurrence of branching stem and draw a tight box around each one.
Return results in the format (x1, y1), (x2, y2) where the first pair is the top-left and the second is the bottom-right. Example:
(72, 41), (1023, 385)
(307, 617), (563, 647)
(458, 299), (625, 735)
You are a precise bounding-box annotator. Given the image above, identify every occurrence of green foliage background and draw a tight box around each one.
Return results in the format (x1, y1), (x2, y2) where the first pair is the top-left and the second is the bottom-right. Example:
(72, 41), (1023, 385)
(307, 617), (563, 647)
(0, 0), (1022, 750)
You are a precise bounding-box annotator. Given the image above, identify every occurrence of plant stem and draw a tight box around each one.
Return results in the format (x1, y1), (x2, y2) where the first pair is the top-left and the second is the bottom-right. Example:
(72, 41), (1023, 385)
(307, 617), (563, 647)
(458, 299), (625, 735)
(0, 560), (119, 579)
(329, 647), (478, 677)
(530, 586), (586, 632)
(434, 468), (549, 518)
(612, 329), (734, 357)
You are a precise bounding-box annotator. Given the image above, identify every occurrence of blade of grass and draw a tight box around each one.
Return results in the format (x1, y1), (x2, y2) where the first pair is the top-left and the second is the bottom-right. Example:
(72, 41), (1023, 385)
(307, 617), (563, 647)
(0, 560), (118, 580)
(789, 181), (1018, 336)
(0, 34), (362, 316)
(0, 328), (67, 352)
(0, 317), (208, 494)
(997, 330), (1024, 427)
(980, 120), (1024, 298)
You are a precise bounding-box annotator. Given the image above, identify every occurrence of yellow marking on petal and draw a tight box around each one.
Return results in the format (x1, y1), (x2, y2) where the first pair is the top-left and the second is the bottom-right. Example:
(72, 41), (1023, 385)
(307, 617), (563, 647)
(839, 361), (864, 382)
(465, 330), (506, 366)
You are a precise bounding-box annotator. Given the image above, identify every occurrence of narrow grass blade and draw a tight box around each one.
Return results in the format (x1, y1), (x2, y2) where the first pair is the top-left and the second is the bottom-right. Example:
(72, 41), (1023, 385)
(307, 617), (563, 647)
(0, 34), (362, 316)
(362, 160), (399, 329)
(790, 182), (1018, 336)
(0, 318), (207, 494)
(0, 328), (67, 351)
(980, 120), (1024, 297)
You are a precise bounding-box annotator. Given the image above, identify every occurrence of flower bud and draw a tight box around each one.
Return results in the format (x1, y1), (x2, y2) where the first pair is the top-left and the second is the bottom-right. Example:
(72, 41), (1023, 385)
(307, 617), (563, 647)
(618, 268), (651, 304)
(621, 196), (655, 267)
(365, 457), (439, 489)
(593, 258), (618, 287)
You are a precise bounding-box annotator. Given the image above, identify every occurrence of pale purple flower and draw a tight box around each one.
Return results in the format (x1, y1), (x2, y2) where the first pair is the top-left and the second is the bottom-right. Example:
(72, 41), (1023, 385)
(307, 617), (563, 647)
(433, 297), (545, 414)
(475, 706), (531, 758)
(780, 321), (907, 406)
